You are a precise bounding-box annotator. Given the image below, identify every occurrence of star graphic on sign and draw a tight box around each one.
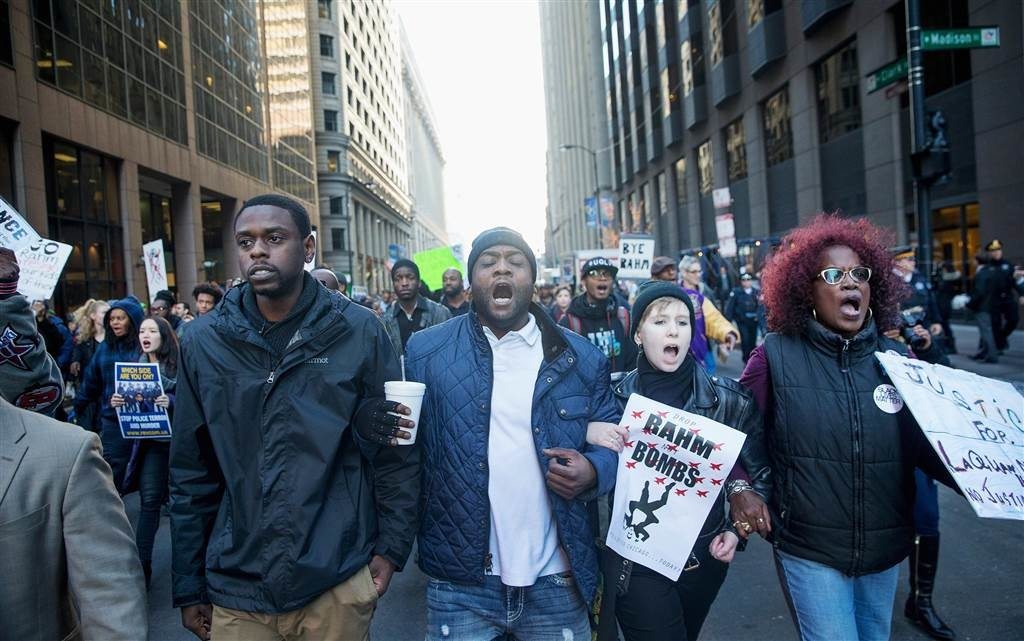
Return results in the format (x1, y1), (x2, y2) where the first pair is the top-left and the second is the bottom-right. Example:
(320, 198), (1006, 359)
(710, 462), (723, 471)
(713, 442), (724, 451)
(642, 427), (652, 435)
(647, 442), (658, 449)
(654, 477), (666, 485)
(694, 476), (705, 484)
(624, 440), (635, 447)
(666, 444), (679, 452)
(711, 478), (723, 486)
(626, 461), (637, 469)
(688, 462), (700, 469)
(696, 490), (709, 498)
(656, 410), (669, 418)
(691, 428), (701, 434)
(675, 488), (687, 496)
(631, 410), (644, 419)
(0, 325), (34, 371)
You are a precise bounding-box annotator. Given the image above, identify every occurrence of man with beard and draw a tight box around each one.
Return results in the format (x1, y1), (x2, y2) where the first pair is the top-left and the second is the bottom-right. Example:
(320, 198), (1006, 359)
(383, 259), (451, 355)
(559, 257), (637, 380)
(360, 227), (619, 640)
(170, 194), (418, 641)
(440, 267), (470, 316)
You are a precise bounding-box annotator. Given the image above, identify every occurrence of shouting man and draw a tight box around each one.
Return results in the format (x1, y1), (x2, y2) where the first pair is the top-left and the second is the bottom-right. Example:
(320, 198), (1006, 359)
(170, 194), (418, 641)
(560, 257), (637, 380)
(361, 227), (620, 640)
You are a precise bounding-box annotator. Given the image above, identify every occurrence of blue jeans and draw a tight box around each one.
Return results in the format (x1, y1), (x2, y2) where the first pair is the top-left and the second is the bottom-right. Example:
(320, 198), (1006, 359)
(774, 550), (899, 641)
(913, 470), (940, 536)
(425, 573), (591, 641)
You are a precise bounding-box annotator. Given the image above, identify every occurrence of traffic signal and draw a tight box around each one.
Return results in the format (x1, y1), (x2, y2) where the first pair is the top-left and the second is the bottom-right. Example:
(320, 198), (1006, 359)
(912, 109), (952, 184)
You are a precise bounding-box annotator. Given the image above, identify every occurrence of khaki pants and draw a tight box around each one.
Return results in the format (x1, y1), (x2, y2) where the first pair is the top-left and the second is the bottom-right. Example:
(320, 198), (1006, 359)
(212, 565), (378, 641)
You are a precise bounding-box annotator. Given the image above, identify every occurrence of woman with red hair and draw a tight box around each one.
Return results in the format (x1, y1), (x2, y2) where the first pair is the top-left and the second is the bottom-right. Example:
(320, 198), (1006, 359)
(739, 214), (958, 641)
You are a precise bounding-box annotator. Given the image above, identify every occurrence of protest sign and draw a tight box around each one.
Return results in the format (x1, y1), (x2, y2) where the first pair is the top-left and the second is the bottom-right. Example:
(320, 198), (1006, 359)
(715, 213), (737, 258)
(114, 362), (172, 439)
(875, 351), (1024, 520)
(607, 393), (747, 580)
(413, 245), (462, 291)
(142, 239), (168, 303)
(617, 234), (655, 279)
(0, 197), (73, 300)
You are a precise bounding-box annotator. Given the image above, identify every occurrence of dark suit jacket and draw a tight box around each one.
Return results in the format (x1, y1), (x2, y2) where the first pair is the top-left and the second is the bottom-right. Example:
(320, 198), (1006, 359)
(0, 398), (148, 641)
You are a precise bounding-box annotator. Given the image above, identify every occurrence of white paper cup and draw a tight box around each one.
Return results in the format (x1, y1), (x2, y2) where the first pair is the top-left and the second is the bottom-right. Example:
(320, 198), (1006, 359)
(385, 381), (425, 445)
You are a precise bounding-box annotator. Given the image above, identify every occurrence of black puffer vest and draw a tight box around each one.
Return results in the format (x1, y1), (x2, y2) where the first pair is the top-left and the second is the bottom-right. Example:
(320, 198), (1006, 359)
(764, 318), (921, 576)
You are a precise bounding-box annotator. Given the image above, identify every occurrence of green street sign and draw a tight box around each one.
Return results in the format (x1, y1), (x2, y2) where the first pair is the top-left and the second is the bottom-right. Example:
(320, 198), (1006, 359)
(922, 27), (1000, 50)
(866, 58), (908, 94)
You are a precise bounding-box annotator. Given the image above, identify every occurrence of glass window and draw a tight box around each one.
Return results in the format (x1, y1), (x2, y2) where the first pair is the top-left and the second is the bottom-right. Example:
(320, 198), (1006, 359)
(654, 0), (666, 51)
(0, 119), (14, 205)
(762, 85), (793, 166)
(725, 117), (747, 182)
(674, 156), (687, 211)
(82, 51), (106, 108)
(681, 38), (705, 95)
(324, 109), (337, 132)
(331, 227), (346, 251)
(322, 71), (335, 95)
(326, 150), (339, 172)
(0, 0), (12, 66)
(329, 196), (342, 216)
(697, 139), (713, 195)
(656, 172), (667, 217)
(318, 0), (331, 19)
(815, 40), (861, 144)
(708, 2), (723, 66)
(319, 33), (333, 57)
(55, 34), (81, 95)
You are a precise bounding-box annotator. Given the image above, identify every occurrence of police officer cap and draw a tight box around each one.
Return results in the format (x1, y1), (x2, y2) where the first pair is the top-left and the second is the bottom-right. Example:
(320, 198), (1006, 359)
(985, 239), (1003, 252)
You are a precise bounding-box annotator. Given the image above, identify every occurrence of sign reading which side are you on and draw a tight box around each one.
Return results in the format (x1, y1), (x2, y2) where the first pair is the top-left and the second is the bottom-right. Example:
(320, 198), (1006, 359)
(876, 351), (1024, 520)
(607, 393), (746, 581)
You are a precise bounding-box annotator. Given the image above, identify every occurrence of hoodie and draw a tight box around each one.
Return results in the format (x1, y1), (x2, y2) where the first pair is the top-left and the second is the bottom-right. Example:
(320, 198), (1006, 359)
(74, 295), (145, 429)
(558, 293), (637, 377)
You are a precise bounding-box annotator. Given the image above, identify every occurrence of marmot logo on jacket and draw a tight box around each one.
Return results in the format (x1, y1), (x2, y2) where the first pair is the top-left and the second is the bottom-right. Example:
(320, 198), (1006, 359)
(305, 356), (329, 365)
(588, 329), (621, 359)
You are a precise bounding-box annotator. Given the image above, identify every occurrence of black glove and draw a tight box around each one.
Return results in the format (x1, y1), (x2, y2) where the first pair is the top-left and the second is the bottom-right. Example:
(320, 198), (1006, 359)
(355, 398), (414, 446)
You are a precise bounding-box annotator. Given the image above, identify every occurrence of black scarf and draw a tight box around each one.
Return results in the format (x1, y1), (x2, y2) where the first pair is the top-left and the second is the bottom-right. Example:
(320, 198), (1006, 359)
(241, 273), (319, 359)
(637, 351), (696, 410)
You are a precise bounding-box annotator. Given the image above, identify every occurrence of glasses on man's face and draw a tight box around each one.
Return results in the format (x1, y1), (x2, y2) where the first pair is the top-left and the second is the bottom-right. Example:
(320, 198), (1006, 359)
(585, 269), (613, 279)
(151, 305), (167, 312)
(818, 266), (872, 285)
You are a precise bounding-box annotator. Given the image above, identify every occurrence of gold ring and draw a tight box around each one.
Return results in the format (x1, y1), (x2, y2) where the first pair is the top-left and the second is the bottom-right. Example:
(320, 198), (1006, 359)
(757, 517), (765, 524)
(741, 522), (753, 532)
(732, 520), (743, 529)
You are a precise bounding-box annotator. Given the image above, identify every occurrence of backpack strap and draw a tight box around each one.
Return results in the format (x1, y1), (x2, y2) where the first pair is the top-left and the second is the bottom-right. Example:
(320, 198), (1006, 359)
(567, 313), (582, 335)
(617, 306), (630, 334)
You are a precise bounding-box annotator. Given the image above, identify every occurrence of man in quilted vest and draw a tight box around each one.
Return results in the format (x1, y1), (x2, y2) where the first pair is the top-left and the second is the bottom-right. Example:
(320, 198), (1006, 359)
(365, 227), (621, 640)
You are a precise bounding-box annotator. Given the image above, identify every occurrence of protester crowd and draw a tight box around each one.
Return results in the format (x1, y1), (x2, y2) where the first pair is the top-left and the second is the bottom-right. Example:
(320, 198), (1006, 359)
(1, 194), (1022, 641)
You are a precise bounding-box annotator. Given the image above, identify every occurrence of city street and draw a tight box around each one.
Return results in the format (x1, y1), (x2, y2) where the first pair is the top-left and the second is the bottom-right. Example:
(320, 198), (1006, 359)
(141, 324), (1023, 641)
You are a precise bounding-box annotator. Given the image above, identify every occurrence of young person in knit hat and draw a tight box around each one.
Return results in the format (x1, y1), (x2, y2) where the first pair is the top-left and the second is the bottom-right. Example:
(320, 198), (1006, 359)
(366, 226), (622, 640)
(590, 279), (772, 641)
(382, 258), (450, 355)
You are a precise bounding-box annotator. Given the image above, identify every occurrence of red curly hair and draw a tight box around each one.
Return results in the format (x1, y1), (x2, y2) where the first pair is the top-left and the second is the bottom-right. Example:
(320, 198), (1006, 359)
(760, 213), (909, 335)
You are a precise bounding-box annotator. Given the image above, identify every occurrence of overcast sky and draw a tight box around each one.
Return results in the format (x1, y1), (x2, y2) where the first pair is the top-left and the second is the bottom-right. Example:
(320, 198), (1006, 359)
(393, 0), (548, 255)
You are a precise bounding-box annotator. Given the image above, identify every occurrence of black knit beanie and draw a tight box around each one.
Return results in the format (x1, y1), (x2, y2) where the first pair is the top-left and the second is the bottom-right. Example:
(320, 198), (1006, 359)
(630, 280), (695, 337)
(154, 290), (176, 306)
(467, 227), (537, 283)
(391, 258), (420, 280)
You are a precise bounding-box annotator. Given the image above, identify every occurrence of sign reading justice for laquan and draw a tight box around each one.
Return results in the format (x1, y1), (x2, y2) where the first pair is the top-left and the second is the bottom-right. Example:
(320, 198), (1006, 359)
(875, 351), (1024, 520)
(607, 393), (747, 581)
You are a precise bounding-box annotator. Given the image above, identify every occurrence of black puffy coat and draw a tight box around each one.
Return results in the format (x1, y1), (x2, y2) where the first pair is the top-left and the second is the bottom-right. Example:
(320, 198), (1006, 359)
(170, 276), (419, 613)
(559, 293), (638, 377)
(761, 319), (953, 575)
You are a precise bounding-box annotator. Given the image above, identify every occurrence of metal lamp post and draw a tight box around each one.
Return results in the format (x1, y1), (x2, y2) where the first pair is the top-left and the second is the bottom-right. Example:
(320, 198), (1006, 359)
(559, 143), (601, 247)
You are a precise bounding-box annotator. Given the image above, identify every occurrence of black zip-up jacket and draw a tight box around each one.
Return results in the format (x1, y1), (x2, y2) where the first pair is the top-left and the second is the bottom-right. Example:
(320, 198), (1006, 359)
(761, 319), (955, 575)
(169, 275), (419, 613)
(559, 293), (637, 377)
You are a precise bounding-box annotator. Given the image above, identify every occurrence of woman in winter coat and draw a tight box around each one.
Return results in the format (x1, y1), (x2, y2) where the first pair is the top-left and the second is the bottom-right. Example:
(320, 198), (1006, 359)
(70, 298), (109, 432)
(678, 255), (738, 374)
(114, 316), (178, 587)
(739, 214), (958, 641)
(589, 280), (772, 641)
(74, 296), (144, 488)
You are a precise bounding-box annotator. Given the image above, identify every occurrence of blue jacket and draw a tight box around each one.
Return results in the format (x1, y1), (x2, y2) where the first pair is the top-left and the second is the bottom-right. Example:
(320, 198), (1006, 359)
(74, 296), (144, 430)
(405, 305), (620, 606)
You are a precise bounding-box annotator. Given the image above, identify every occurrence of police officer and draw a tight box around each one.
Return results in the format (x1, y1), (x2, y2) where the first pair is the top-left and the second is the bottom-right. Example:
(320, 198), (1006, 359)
(724, 273), (761, 362)
(986, 240), (1019, 353)
(891, 246), (947, 364)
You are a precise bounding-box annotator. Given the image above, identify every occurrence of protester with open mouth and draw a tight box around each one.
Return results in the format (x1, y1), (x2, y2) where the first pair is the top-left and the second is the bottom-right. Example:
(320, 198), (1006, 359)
(589, 279), (772, 641)
(739, 213), (959, 641)
(559, 257), (637, 380)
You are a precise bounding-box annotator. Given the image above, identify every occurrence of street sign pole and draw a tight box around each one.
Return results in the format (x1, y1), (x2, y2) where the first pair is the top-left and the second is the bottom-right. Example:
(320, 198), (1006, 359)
(907, 0), (933, 279)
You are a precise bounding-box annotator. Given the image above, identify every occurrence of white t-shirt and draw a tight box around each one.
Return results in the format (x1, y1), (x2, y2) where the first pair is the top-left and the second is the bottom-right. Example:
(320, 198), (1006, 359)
(483, 315), (569, 586)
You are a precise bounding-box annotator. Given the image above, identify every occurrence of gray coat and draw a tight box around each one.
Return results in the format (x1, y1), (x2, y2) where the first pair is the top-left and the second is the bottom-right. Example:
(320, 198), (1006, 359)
(382, 295), (451, 356)
(0, 398), (148, 641)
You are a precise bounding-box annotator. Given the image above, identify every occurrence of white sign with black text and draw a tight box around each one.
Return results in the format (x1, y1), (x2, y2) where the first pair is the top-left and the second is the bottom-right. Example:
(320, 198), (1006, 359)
(617, 235), (656, 280)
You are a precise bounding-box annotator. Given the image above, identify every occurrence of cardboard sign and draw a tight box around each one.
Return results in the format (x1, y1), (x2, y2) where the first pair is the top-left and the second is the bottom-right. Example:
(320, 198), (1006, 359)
(607, 393), (747, 580)
(712, 187), (732, 210)
(715, 213), (737, 258)
(0, 197), (40, 251)
(617, 235), (656, 280)
(0, 197), (73, 301)
(142, 239), (168, 303)
(875, 351), (1024, 520)
(114, 362), (172, 439)
(413, 245), (463, 291)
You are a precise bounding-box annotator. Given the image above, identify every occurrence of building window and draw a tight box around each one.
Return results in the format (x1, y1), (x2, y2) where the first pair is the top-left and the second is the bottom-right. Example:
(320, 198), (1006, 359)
(724, 118), (747, 182)
(681, 39), (705, 95)
(697, 140), (713, 195)
(655, 0), (666, 51)
(674, 157), (687, 211)
(329, 196), (343, 216)
(331, 227), (346, 251)
(324, 110), (338, 132)
(318, 0), (332, 19)
(707, 0), (738, 67)
(656, 173), (667, 217)
(320, 34), (334, 57)
(0, 0), (12, 65)
(322, 72), (336, 95)
(0, 118), (14, 205)
(815, 40), (861, 144)
(326, 150), (339, 172)
(746, 0), (782, 29)
(762, 85), (793, 166)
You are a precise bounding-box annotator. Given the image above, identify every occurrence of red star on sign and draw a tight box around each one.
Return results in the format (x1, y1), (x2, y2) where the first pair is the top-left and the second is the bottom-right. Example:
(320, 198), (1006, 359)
(623, 440), (635, 447)
(675, 489), (687, 496)
(631, 410), (644, 419)
(656, 410), (669, 418)
(696, 490), (709, 498)
(626, 461), (637, 469)
(713, 442), (724, 451)
(647, 442), (658, 449)
(710, 462), (723, 471)
(711, 478), (723, 486)
(642, 427), (652, 434)
(654, 477), (666, 485)
(691, 428), (701, 434)
(694, 476), (705, 484)
(688, 462), (700, 469)
(666, 444), (679, 452)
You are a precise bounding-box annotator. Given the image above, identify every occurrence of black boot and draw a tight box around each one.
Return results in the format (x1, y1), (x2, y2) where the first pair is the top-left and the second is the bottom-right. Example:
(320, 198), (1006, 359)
(905, 535), (956, 640)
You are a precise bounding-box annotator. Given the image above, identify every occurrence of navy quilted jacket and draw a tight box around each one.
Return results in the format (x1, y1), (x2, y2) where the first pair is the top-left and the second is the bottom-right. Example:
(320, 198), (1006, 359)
(406, 305), (621, 606)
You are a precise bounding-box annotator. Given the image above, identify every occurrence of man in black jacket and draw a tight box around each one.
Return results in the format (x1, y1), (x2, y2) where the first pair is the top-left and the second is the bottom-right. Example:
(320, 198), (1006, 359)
(170, 194), (418, 641)
(967, 253), (1000, 363)
(559, 257), (637, 380)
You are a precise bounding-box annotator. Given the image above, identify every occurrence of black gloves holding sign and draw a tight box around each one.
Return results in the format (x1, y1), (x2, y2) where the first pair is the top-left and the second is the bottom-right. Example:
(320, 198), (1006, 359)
(355, 398), (414, 446)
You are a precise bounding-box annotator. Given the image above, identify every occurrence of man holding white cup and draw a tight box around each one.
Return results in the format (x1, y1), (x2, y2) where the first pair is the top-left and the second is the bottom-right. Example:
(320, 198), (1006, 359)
(393, 227), (620, 640)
